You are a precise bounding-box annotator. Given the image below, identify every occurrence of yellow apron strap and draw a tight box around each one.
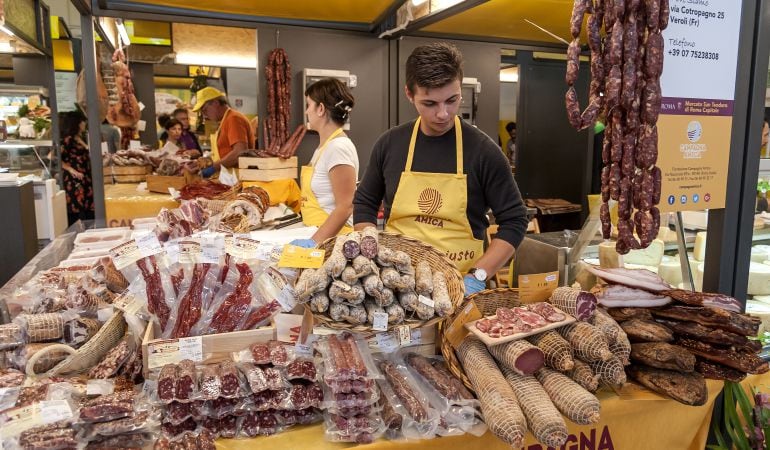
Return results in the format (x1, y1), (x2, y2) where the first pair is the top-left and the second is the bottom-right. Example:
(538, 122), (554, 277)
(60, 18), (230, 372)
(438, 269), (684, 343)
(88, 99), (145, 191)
(406, 116), (464, 175)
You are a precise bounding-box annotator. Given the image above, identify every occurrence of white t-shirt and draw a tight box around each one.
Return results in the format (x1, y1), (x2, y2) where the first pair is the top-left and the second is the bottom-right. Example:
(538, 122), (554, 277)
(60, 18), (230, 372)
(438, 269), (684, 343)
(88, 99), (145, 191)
(309, 136), (359, 225)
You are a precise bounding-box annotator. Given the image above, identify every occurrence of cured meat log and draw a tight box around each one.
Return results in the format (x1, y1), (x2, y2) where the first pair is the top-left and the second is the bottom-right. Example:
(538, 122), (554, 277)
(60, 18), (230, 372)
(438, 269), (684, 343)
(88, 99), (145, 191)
(265, 48), (292, 152)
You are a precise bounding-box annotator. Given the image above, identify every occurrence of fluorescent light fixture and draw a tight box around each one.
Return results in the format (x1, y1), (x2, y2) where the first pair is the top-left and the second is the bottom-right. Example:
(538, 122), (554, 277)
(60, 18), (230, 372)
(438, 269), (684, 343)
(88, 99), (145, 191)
(175, 52), (257, 69)
(0, 42), (13, 52)
(500, 66), (519, 82)
(116, 20), (130, 46)
(0, 25), (15, 37)
(411, 0), (428, 5)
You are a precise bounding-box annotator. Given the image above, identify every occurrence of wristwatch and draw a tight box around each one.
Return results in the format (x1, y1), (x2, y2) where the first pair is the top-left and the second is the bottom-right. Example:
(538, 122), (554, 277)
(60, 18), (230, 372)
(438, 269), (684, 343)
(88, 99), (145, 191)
(468, 267), (488, 282)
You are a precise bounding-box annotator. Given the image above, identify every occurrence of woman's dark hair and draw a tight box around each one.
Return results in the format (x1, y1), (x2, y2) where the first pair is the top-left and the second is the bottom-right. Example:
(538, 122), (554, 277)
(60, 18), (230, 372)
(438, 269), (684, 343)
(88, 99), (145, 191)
(59, 111), (86, 138)
(405, 42), (464, 94)
(304, 78), (355, 126)
(163, 118), (182, 131)
(157, 114), (171, 129)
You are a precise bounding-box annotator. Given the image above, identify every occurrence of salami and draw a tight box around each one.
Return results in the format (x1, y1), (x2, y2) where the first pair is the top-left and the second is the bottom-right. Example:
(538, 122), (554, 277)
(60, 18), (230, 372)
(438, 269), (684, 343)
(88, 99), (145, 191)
(566, 38), (581, 86)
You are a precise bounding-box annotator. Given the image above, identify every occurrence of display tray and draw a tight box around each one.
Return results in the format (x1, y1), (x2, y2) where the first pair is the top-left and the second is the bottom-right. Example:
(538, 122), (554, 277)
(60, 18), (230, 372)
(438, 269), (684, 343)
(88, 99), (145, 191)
(104, 165), (152, 183)
(463, 305), (575, 347)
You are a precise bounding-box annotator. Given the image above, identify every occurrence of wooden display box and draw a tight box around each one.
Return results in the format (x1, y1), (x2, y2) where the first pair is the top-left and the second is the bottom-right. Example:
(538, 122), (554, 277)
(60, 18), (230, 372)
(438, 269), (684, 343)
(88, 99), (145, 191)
(238, 156), (298, 181)
(104, 165), (152, 184)
(141, 322), (276, 376)
(146, 172), (201, 194)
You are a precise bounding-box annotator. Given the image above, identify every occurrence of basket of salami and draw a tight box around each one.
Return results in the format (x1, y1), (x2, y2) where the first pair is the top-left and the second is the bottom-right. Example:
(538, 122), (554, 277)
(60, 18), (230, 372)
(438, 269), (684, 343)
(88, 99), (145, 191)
(439, 288), (521, 390)
(296, 230), (464, 332)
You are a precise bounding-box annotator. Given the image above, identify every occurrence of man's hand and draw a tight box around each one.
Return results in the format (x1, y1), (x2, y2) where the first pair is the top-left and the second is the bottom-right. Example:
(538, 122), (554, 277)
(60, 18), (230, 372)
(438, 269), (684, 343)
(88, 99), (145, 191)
(463, 274), (486, 297)
(289, 238), (317, 249)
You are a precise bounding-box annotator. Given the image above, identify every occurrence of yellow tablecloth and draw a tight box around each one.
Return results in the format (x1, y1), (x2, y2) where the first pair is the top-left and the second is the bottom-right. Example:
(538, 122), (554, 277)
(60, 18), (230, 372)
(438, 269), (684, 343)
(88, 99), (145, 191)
(242, 179), (302, 213)
(104, 183), (178, 228)
(217, 380), (723, 450)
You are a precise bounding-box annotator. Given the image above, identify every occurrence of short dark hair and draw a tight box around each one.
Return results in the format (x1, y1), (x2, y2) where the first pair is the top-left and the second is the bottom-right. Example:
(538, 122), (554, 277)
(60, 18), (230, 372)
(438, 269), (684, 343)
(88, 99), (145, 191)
(164, 118), (182, 130)
(304, 77), (355, 126)
(59, 110), (86, 138)
(172, 108), (188, 117)
(506, 122), (517, 133)
(405, 42), (464, 93)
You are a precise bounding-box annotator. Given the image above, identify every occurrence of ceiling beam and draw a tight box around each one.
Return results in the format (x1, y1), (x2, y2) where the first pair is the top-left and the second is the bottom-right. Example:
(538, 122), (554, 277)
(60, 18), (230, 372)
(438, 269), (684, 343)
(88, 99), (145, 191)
(387, 0), (489, 39)
(95, 0), (372, 33)
(369, 0), (408, 33)
(70, 0), (91, 15)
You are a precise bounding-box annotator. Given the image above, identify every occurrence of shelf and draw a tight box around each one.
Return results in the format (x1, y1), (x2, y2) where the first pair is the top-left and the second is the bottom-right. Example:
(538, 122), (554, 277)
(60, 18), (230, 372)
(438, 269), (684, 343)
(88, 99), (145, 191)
(0, 140), (53, 146)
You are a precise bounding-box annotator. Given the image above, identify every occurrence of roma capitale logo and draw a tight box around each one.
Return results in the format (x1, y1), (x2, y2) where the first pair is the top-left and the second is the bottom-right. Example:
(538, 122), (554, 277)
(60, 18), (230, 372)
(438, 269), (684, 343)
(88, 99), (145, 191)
(417, 188), (443, 215)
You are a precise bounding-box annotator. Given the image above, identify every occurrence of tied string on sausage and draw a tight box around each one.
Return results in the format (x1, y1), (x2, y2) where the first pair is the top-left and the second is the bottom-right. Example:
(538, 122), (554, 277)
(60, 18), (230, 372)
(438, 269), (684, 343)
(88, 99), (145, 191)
(567, 0), (667, 253)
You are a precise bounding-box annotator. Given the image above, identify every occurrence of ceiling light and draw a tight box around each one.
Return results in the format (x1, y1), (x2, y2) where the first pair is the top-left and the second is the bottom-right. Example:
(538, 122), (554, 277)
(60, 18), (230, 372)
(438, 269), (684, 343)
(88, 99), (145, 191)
(411, 0), (428, 5)
(116, 20), (130, 47)
(0, 42), (13, 52)
(500, 67), (519, 82)
(0, 25), (15, 37)
(175, 52), (257, 69)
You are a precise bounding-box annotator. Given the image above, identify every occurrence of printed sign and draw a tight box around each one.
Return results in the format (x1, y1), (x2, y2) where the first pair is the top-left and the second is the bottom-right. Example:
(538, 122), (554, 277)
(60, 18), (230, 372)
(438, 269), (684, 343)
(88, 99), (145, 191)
(657, 1), (742, 212)
(518, 271), (559, 303)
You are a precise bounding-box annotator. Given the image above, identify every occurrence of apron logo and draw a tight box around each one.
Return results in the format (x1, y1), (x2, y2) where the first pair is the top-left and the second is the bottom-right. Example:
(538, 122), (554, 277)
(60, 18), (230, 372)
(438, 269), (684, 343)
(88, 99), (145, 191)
(418, 188), (443, 215)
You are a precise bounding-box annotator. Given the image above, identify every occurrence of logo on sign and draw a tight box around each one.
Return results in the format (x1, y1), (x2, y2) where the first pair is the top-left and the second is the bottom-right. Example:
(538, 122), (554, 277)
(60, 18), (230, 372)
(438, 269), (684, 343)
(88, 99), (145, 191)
(668, 195), (676, 205)
(705, 193), (711, 202)
(687, 121), (703, 142)
(680, 195), (688, 204)
(693, 194), (700, 203)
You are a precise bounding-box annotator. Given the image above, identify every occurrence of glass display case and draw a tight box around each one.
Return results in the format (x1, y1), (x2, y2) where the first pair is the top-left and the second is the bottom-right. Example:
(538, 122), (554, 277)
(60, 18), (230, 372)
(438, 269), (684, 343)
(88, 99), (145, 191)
(0, 84), (52, 140)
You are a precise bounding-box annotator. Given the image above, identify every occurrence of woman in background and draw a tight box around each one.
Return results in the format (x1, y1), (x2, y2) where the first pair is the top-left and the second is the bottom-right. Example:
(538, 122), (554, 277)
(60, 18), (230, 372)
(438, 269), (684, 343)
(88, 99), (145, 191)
(290, 78), (358, 247)
(60, 111), (94, 225)
(159, 115), (200, 158)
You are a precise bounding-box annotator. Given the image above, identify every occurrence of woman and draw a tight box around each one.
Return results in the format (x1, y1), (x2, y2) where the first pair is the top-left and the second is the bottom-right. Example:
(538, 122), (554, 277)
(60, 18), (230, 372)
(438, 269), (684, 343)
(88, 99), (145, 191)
(60, 111), (94, 225)
(290, 78), (358, 248)
(160, 116), (200, 158)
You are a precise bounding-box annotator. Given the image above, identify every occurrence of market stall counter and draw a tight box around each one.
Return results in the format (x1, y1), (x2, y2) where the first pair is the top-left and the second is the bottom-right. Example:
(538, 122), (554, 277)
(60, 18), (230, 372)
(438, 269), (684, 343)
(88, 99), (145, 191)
(218, 379), (721, 450)
(104, 183), (178, 228)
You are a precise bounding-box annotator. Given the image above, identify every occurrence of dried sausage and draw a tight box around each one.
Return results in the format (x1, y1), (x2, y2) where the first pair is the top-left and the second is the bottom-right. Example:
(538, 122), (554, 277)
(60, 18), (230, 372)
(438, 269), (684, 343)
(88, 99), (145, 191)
(621, 60), (637, 110)
(645, 31), (664, 79)
(602, 131), (612, 165)
(632, 170), (644, 209)
(604, 0), (617, 29)
(652, 166), (662, 205)
(622, 132), (636, 177)
(618, 177), (632, 220)
(609, 22), (624, 66)
(611, 110), (624, 162)
(580, 95), (603, 130)
(601, 166), (611, 202)
(613, 0), (625, 22)
(623, 12), (639, 62)
(600, 202), (612, 239)
(637, 124), (658, 169)
(566, 87), (582, 128)
(570, 0), (588, 38)
(642, 79), (662, 124)
(640, 168), (654, 211)
(606, 65), (622, 110)
(609, 162), (621, 201)
(566, 38), (581, 86)
(588, 14), (602, 54)
(645, 0), (661, 31)
(659, 0), (670, 30)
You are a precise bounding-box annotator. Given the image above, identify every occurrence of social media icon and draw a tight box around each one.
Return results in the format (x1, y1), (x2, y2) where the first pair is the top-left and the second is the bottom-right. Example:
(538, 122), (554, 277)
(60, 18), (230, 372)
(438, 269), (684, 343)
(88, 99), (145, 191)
(668, 195), (676, 205)
(693, 194), (700, 203)
(680, 195), (688, 204)
(704, 193), (711, 202)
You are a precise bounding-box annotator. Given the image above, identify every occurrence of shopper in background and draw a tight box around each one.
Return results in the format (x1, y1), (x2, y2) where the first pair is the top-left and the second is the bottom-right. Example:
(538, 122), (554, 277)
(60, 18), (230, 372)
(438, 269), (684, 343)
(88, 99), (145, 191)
(290, 78), (358, 248)
(158, 115), (201, 159)
(353, 42), (529, 296)
(60, 111), (94, 225)
(159, 108), (201, 151)
(192, 87), (254, 177)
(100, 119), (120, 154)
(505, 121), (517, 168)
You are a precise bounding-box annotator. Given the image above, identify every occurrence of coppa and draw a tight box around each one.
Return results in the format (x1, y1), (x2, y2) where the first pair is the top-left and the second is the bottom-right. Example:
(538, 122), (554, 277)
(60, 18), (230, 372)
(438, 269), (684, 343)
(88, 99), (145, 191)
(520, 425), (614, 450)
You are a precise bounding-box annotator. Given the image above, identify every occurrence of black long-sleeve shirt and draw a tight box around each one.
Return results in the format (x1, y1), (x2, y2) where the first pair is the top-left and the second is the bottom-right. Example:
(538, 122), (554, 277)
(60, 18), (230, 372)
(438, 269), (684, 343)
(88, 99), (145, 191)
(353, 119), (529, 248)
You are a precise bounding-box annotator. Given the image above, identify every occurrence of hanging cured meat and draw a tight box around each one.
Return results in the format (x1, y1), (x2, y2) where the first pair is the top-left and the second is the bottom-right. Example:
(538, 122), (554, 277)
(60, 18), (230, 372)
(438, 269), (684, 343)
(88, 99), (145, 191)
(107, 49), (141, 128)
(566, 0), (667, 254)
(265, 48), (292, 154)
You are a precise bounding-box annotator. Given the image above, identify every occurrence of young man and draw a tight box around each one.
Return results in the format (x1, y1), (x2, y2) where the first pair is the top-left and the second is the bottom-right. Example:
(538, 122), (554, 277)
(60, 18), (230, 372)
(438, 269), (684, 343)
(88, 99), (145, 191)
(353, 42), (529, 296)
(192, 87), (254, 177)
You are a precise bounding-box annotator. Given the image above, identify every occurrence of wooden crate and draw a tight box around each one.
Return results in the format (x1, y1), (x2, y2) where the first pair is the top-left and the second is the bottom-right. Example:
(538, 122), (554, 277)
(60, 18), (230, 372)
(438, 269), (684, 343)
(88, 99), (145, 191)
(141, 323), (276, 376)
(146, 172), (200, 194)
(239, 156), (298, 170)
(104, 165), (152, 184)
(239, 167), (298, 182)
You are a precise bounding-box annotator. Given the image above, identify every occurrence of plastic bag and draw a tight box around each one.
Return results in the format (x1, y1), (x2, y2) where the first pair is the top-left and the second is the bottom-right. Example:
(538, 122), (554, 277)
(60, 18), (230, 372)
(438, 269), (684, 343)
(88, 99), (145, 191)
(315, 333), (382, 387)
(79, 391), (136, 423)
(164, 260), (219, 339)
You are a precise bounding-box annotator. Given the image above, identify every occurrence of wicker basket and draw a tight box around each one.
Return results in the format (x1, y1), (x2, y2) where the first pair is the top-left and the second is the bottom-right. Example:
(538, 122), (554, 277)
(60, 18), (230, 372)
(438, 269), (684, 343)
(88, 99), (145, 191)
(304, 231), (464, 333)
(42, 310), (127, 376)
(212, 182), (242, 201)
(438, 288), (521, 390)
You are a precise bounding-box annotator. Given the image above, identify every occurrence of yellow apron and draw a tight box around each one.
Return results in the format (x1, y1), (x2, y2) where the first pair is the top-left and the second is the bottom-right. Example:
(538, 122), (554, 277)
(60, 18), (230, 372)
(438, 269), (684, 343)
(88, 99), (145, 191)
(209, 109), (239, 178)
(300, 128), (352, 234)
(385, 116), (484, 273)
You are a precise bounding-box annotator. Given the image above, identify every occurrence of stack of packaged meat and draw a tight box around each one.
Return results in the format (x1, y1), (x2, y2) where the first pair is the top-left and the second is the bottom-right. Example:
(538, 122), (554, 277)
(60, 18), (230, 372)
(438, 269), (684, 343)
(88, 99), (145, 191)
(153, 348), (322, 442)
(110, 235), (294, 340)
(316, 332), (384, 443)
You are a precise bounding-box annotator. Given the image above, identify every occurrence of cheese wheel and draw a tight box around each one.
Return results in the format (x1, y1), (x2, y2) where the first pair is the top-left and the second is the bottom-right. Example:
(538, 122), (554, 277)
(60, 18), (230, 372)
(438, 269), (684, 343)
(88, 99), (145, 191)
(693, 232), (707, 261)
(658, 256), (683, 287)
(748, 262), (770, 295)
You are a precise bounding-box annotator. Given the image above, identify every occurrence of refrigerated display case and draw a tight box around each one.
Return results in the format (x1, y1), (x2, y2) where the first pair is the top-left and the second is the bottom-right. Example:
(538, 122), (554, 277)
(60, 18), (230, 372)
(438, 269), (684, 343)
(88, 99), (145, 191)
(0, 84), (51, 139)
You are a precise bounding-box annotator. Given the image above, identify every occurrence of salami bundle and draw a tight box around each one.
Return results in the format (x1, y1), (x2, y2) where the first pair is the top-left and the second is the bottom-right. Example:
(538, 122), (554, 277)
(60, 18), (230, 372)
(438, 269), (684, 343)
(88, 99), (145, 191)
(566, 0), (668, 253)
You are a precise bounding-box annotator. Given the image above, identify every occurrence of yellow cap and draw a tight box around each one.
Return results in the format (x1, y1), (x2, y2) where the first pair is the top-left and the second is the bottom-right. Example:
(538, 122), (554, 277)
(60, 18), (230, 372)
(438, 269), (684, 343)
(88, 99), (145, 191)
(192, 87), (226, 112)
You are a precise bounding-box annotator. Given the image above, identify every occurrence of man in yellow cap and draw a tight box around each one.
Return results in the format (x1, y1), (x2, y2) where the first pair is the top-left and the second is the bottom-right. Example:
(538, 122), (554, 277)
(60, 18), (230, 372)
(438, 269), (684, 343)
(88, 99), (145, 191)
(192, 86), (255, 177)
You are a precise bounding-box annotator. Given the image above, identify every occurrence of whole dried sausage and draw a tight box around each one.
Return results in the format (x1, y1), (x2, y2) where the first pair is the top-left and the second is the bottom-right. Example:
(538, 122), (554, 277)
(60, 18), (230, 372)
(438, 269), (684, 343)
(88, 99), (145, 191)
(601, 166), (611, 202)
(580, 95), (603, 130)
(600, 203), (612, 239)
(623, 12), (639, 62)
(626, 99), (641, 133)
(604, 0), (617, 29)
(609, 22), (624, 66)
(640, 168), (654, 211)
(652, 166), (662, 205)
(609, 162), (622, 201)
(621, 60), (637, 110)
(570, 0), (588, 38)
(632, 170), (644, 209)
(606, 65), (622, 110)
(645, 31), (664, 79)
(642, 79), (662, 124)
(622, 132), (636, 177)
(590, 54), (605, 95)
(588, 14), (602, 54)
(566, 38), (581, 86)
(637, 124), (658, 169)
(566, 87), (582, 128)
(613, 0), (625, 22)
(659, 0), (670, 30)
(618, 177), (632, 220)
(645, 0), (661, 31)
(635, 210), (655, 247)
(611, 110), (624, 162)
(602, 131), (612, 165)
(650, 207), (661, 241)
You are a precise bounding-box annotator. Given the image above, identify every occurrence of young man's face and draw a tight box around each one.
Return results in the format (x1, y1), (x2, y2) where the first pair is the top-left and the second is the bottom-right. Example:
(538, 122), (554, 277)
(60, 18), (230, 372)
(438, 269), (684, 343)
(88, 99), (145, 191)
(406, 79), (462, 136)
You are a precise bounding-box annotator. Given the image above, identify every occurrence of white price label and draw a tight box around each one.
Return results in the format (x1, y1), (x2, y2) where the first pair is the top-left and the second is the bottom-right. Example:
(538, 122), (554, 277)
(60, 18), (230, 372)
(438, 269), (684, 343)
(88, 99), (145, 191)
(395, 325), (411, 346)
(97, 307), (114, 322)
(39, 400), (73, 424)
(418, 295), (435, 308)
(201, 233), (225, 264)
(178, 336), (203, 362)
(376, 332), (398, 353)
(165, 240), (180, 263)
(86, 379), (114, 396)
(410, 328), (422, 345)
(136, 232), (162, 257)
(137, 120), (147, 131)
(142, 379), (158, 398)
(0, 387), (19, 411)
(138, 101), (146, 111)
(372, 312), (389, 331)
(294, 343), (313, 358)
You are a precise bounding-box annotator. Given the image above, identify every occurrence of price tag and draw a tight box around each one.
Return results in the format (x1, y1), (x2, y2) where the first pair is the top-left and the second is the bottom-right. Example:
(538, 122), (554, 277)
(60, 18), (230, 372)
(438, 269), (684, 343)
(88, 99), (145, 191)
(0, 387), (19, 411)
(136, 233), (162, 258)
(86, 379), (114, 396)
(137, 120), (147, 132)
(97, 307), (114, 322)
(0, 404), (42, 438)
(129, 140), (141, 149)
(138, 101), (146, 111)
(395, 325), (411, 346)
(445, 300), (482, 348)
(410, 328), (422, 345)
(101, 142), (109, 155)
(295, 343), (313, 358)
(178, 336), (203, 362)
(201, 233), (225, 264)
(376, 332), (398, 353)
(39, 400), (73, 424)
(142, 380), (157, 398)
(418, 295), (435, 308)
(372, 312), (389, 331)
(518, 271), (559, 303)
(277, 245), (325, 269)
(147, 341), (181, 369)
(165, 240), (180, 263)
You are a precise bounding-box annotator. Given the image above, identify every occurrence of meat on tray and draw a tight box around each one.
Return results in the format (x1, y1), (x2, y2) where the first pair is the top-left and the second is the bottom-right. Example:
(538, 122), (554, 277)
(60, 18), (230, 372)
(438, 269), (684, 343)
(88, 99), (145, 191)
(651, 305), (761, 337)
(474, 303), (566, 338)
